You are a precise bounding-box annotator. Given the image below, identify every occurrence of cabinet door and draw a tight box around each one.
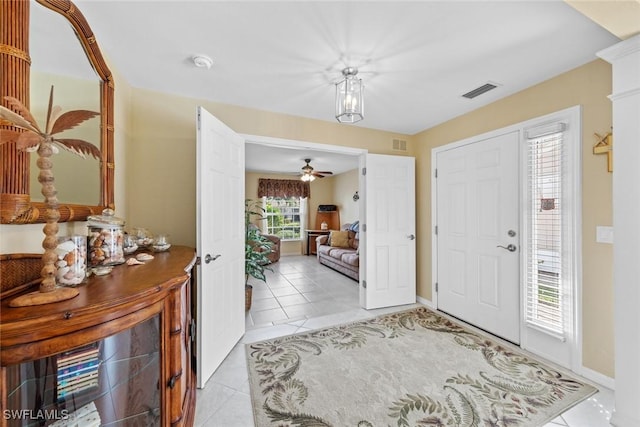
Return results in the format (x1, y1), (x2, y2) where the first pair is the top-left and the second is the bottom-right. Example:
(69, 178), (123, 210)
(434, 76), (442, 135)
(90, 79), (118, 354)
(315, 211), (340, 230)
(165, 279), (194, 426)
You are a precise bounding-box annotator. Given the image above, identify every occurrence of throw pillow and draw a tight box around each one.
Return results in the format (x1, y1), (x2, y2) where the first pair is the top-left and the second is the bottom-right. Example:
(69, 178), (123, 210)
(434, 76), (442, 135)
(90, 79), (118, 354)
(329, 230), (349, 248)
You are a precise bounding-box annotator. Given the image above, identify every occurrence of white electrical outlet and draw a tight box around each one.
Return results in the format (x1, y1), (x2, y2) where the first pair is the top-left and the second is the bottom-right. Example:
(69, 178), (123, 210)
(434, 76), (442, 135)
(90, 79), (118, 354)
(596, 226), (614, 244)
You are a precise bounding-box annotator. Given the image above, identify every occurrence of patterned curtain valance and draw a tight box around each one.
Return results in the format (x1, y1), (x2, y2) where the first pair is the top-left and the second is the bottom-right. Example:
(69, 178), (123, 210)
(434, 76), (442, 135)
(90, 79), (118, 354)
(257, 179), (310, 199)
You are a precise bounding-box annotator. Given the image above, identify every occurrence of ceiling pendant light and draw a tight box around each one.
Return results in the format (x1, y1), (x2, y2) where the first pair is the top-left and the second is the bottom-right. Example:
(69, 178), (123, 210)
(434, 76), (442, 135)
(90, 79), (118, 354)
(335, 67), (364, 124)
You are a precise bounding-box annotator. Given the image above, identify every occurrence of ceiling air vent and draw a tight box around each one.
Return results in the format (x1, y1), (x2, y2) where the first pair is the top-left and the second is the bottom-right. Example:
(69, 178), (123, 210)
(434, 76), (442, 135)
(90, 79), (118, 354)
(392, 139), (407, 151)
(462, 83), (498, 99)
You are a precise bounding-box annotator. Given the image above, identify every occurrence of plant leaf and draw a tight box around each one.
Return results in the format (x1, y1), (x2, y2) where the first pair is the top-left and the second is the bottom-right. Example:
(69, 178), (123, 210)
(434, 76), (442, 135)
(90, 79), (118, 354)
(0, 129), (23, 144)
(53, 138), (101, 159)
(45, 86), (54, 133)
(3, 96), (40, 132)
(0, 105), (40, 134)
(50, 110), (99, 135)
(16, 131), (43, 151)
(47, 106), (62, 133)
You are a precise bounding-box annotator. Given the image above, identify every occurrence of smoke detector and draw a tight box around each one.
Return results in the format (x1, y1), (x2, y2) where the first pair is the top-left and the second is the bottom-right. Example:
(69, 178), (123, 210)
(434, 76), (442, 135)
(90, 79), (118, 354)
(192, 54), (213, 69)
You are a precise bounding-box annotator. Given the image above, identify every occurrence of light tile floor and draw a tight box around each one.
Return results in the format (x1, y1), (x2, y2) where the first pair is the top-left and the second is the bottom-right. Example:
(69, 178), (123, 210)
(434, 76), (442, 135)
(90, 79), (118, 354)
(195, 255), (615, 426)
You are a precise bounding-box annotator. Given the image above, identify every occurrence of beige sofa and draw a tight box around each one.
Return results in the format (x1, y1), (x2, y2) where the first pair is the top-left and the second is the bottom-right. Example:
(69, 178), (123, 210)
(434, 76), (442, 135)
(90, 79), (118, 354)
(315, 223), (359, 281)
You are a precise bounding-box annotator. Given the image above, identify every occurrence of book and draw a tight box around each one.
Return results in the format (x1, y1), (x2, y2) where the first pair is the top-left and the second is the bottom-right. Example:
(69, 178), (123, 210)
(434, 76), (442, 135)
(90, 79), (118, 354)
(57, 359), (99, 378)
(57, 348), (99, 367)
(57, 371), (99, 388)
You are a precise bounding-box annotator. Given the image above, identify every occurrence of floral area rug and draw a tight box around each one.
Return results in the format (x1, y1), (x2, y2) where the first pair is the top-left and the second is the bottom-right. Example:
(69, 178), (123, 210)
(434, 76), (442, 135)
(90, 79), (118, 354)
(246, 307), (597, 426)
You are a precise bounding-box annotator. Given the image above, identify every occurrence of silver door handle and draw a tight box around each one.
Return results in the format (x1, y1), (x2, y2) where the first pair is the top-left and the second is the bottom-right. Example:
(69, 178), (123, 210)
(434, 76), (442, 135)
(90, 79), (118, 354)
(407, 234), (415, 240)
(496, 244), (517, 252)
(204, 254), (221, 264)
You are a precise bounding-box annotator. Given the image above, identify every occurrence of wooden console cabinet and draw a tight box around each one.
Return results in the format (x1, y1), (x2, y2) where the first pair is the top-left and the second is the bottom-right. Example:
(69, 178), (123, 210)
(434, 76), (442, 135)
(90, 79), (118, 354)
(0, 246), (197, 427)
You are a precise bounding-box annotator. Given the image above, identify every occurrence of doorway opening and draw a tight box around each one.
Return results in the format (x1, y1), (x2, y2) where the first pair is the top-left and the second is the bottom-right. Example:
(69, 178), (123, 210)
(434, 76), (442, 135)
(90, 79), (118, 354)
(243, 134), (366, 327)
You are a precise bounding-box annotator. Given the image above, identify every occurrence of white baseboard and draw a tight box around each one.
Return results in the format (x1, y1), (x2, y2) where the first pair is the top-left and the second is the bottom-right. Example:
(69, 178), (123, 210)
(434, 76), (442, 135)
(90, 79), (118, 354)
(417, 295), (435, 309)
(579, 365), (615, 390)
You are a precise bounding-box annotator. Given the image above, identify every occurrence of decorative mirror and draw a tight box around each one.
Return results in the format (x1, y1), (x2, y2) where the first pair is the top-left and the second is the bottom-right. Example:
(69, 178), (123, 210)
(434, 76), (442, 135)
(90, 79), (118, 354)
(0, 0), (114, 224)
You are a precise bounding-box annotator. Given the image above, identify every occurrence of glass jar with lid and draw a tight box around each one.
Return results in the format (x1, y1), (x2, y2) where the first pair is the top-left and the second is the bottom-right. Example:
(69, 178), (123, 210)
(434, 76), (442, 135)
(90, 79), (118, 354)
(87, 209), (126, 267)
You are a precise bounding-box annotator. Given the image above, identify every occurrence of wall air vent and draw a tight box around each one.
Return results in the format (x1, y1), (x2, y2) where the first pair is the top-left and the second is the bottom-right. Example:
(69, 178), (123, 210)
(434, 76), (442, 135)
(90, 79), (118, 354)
(392, 139), (407, 151)
(462, 83), (498, 99)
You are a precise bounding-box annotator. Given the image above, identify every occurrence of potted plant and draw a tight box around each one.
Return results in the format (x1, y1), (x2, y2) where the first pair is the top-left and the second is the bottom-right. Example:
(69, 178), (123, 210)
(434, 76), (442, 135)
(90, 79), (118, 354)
(245, 199), (273, 310)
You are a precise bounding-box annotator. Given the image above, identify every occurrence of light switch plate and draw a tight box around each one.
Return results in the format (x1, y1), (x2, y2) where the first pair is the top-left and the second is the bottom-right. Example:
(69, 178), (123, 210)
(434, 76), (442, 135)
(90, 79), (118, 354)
(596, 226), (614, 244)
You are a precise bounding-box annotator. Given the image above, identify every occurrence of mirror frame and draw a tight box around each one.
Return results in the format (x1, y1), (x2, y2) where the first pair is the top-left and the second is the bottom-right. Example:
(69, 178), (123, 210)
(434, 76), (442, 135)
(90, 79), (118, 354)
(0, 0), (114, 224)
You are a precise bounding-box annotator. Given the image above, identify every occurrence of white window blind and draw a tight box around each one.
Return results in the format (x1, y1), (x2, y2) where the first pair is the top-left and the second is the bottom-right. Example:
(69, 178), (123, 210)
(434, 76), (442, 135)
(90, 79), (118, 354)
(525, 124), (566, 338)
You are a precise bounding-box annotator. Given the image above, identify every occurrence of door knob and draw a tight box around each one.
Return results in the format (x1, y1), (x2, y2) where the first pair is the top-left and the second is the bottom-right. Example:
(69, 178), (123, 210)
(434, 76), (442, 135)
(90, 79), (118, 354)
(204, 254), (221, 264)
(407, 234), (415, 240)
(496, 244), (517, 252)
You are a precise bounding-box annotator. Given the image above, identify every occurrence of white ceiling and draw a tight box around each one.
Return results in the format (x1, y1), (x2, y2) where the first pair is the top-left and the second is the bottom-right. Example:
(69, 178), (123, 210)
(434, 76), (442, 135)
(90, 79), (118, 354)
(31, 0), (620, 176)
(244, 142), (360, 175)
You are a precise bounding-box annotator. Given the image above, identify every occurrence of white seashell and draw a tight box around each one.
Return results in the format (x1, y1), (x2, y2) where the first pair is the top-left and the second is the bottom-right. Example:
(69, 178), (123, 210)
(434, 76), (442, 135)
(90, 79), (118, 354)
(126, 257), (145, 266)
(92, 266), (113, 276)
(56, 260), (68, 268)
(136, 253), (154, 261)
(57, 266), (70, 278)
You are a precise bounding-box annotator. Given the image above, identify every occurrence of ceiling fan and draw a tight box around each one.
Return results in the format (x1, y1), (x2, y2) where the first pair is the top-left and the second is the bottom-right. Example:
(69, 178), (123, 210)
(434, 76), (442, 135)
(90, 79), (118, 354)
(300, 158), (333, 181)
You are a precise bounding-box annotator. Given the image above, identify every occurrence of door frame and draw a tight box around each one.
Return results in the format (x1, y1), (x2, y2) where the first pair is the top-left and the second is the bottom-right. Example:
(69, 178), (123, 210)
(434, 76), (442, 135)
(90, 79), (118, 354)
(431, 106), (583, 373)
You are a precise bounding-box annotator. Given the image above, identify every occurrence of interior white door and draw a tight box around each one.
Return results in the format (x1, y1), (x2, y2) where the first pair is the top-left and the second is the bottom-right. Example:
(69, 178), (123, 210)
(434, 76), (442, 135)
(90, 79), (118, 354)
(196, 106), (245, 388)
(363, 154), (416, 309)
(436, 131), (520, 343)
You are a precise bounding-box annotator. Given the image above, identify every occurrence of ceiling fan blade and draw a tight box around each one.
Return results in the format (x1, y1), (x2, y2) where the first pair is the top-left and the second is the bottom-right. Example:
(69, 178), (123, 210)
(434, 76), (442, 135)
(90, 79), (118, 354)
(313, 171), (333, 176)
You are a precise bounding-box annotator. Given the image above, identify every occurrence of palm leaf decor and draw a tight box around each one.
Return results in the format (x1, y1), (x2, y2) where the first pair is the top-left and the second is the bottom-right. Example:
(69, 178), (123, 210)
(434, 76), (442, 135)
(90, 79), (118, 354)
(0, 86), (100, 307)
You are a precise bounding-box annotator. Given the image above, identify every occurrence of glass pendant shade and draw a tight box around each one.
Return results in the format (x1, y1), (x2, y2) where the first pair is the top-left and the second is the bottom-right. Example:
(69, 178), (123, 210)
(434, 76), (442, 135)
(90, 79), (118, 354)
(300, 173), (315, 182)
(335, 67), (364, 123)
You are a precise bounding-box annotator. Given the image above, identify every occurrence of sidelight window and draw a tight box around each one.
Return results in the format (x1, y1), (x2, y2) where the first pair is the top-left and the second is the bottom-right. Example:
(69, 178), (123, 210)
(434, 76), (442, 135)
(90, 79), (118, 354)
(524, 121), (576, 340)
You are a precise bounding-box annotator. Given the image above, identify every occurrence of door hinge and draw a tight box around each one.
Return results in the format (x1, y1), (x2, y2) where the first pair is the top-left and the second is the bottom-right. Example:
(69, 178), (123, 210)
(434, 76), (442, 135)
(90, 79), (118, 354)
(362, 280), (367, 289)
(197, 112), (201, 130)
(362, 224), (366, 232)
(435, 282), (438, 292)
(362, 167), (367, 176)
(435, 225), (438, 235)
(435, 169), (438, 178)
(189, 319), (197, 343)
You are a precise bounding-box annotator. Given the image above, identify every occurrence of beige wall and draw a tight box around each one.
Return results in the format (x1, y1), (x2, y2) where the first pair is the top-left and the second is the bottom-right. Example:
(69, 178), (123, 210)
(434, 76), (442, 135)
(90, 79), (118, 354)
(414, 59), (614, 377)
(333, 169), (360, 225)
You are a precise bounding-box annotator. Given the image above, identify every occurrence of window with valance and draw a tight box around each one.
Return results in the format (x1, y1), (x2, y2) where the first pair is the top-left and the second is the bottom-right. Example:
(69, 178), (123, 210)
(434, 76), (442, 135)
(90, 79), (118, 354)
(257, 179), (310, 199)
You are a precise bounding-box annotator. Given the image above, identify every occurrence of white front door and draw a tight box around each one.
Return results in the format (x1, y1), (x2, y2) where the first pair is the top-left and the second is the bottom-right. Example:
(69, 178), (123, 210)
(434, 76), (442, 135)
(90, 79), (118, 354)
(362, 154), (416, 309)
(435, 131), (520, 343)
(196, 107), (245, 388)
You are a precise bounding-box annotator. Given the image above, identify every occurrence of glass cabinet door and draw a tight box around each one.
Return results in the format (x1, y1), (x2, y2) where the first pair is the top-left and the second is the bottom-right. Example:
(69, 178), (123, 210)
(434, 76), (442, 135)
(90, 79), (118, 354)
(4, 315), (160, 427)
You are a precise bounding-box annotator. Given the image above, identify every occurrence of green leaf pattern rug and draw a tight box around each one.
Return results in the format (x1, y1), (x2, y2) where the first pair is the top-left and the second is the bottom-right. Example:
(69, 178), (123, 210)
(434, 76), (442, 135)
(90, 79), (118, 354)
(246, 307), (597, 426)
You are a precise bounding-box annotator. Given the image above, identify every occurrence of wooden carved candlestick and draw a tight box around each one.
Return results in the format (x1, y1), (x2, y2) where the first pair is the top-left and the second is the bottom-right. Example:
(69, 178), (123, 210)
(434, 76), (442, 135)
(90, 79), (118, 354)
(0, 87), (99, 306)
